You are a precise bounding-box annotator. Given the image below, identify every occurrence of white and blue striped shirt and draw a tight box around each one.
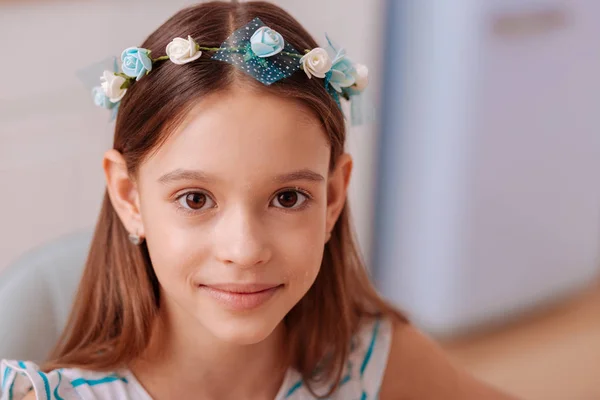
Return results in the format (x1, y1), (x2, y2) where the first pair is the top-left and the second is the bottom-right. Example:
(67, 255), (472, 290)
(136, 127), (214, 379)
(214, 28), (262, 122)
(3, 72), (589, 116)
(1, 318), (392, 400)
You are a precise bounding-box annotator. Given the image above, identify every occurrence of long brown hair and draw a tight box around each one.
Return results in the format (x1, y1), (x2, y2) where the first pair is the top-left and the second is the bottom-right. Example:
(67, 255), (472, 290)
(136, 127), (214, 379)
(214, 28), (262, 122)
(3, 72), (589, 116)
(43, 1), (405, 396)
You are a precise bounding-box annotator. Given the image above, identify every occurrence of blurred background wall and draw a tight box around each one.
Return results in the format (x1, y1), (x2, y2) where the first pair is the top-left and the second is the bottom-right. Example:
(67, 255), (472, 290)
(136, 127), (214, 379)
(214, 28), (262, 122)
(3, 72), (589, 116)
(374, 0), (600, 335)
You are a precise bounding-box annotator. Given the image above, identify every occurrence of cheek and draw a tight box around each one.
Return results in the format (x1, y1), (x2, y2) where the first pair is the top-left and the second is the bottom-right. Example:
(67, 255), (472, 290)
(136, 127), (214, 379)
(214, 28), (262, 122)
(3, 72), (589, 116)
(275, 217), (326, 292)
(143, 209), (211, 289)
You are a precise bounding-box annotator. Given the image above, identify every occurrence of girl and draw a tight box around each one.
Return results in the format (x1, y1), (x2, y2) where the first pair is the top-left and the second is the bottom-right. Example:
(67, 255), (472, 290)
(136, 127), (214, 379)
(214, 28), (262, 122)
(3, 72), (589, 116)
(1, 1), (516, 399)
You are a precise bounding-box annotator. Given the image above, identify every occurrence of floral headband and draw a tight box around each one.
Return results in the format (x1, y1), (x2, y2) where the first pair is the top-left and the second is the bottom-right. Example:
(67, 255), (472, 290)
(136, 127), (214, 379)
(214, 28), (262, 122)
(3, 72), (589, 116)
(92, 17), (371, 125)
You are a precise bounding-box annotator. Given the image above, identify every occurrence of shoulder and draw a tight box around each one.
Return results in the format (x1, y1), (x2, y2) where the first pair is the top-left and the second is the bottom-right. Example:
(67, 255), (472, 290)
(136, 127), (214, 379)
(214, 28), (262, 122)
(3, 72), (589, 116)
(378, 322), (521, 399)
(1, 359), (139, 400)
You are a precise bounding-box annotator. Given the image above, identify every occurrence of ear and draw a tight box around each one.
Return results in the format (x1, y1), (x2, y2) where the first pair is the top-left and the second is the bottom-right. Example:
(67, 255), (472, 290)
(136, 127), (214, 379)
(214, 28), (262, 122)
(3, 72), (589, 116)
(103, 149), (145, 238)
(325, 152), (353, 234)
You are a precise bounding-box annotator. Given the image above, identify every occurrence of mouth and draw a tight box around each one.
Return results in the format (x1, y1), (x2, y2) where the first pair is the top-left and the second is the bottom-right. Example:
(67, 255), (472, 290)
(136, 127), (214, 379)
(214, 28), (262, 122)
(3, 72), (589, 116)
(197, 283), (284, 311)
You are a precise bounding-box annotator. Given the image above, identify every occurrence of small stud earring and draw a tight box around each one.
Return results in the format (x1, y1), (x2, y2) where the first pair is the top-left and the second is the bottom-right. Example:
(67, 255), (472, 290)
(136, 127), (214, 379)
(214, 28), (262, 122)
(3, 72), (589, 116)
(128, 231), (144, 245)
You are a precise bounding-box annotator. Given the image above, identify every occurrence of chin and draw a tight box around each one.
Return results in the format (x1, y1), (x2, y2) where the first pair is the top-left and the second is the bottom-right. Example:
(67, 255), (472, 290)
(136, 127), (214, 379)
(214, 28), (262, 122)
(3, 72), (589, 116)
(205, 312), (284, 345)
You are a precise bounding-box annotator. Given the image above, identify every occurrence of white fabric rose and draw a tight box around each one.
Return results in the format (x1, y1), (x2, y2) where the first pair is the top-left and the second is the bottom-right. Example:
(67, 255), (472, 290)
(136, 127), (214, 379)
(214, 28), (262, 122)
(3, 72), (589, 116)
(300, 48), (333, 79)
(352, 63), (369, 91)
(166, 35), (202, 65)
(100, 70), (127, 102)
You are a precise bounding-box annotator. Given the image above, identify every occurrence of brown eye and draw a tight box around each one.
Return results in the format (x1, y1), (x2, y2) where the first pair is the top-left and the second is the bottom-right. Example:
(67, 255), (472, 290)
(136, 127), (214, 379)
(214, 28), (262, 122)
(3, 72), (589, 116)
(186, 193), (206, 209)
(177, 191), (214, 212)
(272, 190), (308, 209)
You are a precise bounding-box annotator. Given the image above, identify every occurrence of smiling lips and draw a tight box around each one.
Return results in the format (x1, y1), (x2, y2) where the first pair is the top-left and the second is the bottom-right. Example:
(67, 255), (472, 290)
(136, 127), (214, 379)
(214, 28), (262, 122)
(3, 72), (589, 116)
(198, 283), (283, 311)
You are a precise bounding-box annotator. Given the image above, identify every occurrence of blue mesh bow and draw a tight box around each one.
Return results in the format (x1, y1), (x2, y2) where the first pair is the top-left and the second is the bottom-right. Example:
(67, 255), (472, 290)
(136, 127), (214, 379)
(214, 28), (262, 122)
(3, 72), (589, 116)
(212, 17), (302, 86)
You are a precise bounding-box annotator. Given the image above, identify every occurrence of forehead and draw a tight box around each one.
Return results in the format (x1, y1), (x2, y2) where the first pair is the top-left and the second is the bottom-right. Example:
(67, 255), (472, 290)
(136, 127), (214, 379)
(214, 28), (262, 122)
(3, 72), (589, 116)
(141, 87), (331, 181)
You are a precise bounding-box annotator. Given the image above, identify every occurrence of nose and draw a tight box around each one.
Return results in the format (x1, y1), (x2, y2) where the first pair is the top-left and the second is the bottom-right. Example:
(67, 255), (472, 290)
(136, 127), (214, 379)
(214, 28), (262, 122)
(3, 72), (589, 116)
(214, 205), (272, 268)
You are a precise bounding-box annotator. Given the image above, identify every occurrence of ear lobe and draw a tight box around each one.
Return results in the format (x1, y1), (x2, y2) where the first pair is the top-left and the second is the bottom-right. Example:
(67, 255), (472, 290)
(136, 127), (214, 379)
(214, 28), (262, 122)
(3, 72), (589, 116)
(103, 149), (144, 236)
(325, 153), (353, 233)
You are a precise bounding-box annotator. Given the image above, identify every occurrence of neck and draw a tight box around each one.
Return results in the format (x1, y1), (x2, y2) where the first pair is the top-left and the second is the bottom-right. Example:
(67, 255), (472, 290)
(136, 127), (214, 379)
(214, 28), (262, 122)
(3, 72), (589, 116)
(130, 296), (288, 400)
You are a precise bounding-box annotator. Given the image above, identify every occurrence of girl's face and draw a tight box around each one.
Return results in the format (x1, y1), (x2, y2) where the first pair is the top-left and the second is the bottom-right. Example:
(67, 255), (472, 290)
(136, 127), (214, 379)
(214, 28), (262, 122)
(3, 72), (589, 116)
(124, 87), (351, 345)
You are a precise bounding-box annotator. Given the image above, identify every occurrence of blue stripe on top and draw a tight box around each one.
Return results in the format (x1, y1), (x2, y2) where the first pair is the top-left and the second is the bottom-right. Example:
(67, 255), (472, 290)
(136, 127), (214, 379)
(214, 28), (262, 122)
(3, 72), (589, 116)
(53, 370), (65, 400)
(38, 371), (51, 400)
(340, 373), (351, 386)
(285, 379), (303, 398)
(1, 365), (10, 389)
(71, 374), (128, 388)
(360, 319), (380, 377)
(8, 378), (15, 400)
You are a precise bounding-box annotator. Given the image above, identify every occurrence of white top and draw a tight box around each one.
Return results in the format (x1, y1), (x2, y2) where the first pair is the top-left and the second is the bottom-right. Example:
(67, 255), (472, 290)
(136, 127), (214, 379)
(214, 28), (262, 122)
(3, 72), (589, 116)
(0, 318), (392, 400)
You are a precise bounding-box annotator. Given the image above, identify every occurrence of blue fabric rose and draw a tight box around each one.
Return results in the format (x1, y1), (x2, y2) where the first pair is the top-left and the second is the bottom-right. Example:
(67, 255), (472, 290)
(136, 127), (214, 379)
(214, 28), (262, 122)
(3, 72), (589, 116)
(121, 47), (153, 81)
(328, 51), (356, 93)
(92, 86), (116, 109)
(250, 26), (285, 58)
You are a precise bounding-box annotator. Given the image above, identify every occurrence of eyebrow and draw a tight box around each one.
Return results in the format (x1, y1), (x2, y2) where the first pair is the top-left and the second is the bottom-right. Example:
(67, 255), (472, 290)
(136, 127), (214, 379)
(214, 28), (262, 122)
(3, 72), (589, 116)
(158, 169), (214, 185)
(273, 169), (325, 184)
(158, 168), (325, 185)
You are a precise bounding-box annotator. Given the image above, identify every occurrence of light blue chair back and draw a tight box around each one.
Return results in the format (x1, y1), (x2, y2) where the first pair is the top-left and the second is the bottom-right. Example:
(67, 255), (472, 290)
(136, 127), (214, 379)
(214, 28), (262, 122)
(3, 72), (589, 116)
(0, 230), (92, 363)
